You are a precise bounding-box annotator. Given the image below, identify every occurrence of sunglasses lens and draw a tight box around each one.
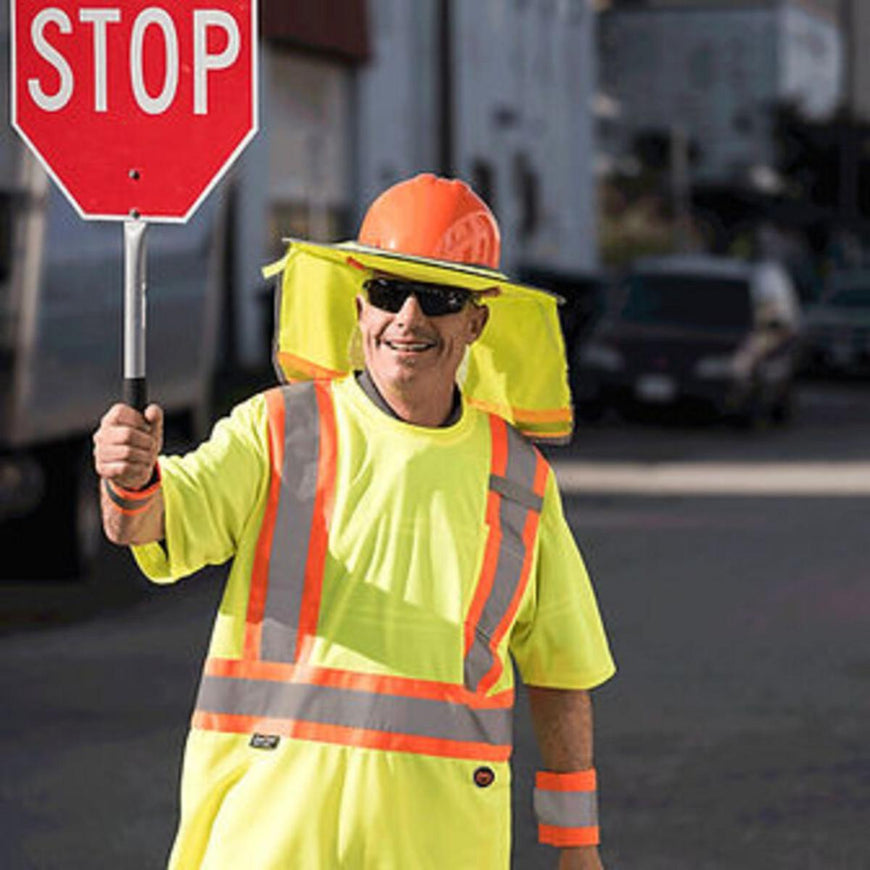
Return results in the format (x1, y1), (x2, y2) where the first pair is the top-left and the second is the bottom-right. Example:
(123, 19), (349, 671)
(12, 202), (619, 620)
(365, 278), (408, 313)
(417, 286), (471, 316)
(365, 279), (471, 317)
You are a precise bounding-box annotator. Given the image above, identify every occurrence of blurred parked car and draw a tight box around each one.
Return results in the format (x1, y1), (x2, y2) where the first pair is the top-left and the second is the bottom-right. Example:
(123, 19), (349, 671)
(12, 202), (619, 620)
(572, 255), (802, 426)
(802, 272), (870, 376)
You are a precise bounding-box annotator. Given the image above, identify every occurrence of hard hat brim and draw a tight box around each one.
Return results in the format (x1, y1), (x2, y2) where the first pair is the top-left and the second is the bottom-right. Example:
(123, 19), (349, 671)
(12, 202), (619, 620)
(282, 238), (564, 304)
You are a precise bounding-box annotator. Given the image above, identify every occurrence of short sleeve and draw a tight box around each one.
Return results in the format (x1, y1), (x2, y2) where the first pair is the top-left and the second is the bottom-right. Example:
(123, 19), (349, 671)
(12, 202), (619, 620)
(132, 393), (270, 583)
(510, 470), (616, 689)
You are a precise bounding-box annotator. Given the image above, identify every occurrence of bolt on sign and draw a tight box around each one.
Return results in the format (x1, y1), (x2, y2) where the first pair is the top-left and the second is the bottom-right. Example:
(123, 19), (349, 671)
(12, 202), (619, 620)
(11, 0), (258, 221)
(10, 0), (258, 409)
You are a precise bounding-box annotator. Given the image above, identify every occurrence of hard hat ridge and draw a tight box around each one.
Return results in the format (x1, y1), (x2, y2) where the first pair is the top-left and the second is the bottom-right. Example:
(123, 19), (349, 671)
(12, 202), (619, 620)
(358, 173), (501, 270)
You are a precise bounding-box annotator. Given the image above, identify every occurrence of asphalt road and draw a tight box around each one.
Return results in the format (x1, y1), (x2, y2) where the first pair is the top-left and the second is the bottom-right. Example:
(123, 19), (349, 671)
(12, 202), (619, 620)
(2, 379), (869, 869)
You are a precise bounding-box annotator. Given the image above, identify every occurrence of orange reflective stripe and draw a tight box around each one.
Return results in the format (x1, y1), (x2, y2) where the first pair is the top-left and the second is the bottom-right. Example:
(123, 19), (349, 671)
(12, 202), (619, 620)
(536, 769), (597, 792)
(102, 481), (155, 516)
(294, 381), (337, 663)
(275, 350), (345, 381)
(203, 658), (514, 710)
(537, 824), (600, 848)
(244, 388), (286, 660)
(463, 415), (508, 657)
(466, 398), (572, 423)
(192, 711), (512, 763)
(523, 428), (572, 440)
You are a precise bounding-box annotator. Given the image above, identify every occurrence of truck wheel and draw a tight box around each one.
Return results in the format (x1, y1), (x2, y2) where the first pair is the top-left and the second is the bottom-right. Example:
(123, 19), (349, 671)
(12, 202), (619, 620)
(1, 441), (102, 580)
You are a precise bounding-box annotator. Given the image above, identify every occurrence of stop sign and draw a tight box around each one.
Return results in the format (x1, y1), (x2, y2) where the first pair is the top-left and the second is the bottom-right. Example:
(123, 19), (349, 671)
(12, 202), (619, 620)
(11, 0), (257, 222)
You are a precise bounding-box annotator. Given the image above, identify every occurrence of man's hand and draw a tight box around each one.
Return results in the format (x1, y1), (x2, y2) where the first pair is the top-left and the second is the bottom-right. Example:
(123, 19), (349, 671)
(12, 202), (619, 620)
(93, 403), (163, 490)
(93, 403), (165, 546)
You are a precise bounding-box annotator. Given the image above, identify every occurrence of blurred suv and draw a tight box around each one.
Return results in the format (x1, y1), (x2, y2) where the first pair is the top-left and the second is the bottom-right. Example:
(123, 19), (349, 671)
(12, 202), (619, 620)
(802, 272), (870, 376)
(573, 255), (801, 425)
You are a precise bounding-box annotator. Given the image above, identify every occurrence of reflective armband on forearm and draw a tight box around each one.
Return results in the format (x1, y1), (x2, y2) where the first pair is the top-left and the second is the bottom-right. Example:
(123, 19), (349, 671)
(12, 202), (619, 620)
(103, 465), (161, 515)
(534, 768), (600, 847)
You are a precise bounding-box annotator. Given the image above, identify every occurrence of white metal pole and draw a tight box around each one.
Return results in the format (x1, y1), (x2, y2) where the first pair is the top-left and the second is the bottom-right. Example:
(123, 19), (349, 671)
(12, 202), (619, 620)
(123, 218), (148, 410)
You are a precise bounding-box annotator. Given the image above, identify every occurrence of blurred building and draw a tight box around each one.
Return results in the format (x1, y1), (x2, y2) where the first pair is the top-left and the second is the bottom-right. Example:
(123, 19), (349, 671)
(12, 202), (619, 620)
(599, 0), (843, 188)
(357, 0), (599, 275)
(839, 0), (870, 122)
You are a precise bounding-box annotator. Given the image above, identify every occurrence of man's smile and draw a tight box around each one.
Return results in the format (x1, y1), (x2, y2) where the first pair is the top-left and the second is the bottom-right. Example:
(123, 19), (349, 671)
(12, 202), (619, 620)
(381, 337), (437, 353)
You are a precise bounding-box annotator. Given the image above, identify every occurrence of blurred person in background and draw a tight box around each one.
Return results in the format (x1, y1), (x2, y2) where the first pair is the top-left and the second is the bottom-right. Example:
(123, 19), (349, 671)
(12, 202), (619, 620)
(93, 174), (615, 870)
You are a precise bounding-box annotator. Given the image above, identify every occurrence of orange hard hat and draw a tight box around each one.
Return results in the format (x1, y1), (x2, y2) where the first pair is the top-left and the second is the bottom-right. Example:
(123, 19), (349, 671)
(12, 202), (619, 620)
(358, 173), (501, 270)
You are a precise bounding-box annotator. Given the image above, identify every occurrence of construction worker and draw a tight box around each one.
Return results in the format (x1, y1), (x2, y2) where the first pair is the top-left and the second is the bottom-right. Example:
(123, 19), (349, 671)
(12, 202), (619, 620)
(94, 174), (615, 869)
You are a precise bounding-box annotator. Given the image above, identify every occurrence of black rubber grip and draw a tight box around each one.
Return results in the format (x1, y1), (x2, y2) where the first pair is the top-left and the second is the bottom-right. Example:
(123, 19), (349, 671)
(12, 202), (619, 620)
(123, 377), (148, 412)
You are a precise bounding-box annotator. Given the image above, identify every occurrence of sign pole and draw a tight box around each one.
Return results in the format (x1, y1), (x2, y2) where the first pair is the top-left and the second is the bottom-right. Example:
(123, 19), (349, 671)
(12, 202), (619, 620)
(123, 218), (148, 412)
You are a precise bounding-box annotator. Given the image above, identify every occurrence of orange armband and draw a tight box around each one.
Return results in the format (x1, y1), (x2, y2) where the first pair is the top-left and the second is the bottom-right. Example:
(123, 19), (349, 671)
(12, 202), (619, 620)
(534, 768), (599, 847)
(103, 465), (161, 515)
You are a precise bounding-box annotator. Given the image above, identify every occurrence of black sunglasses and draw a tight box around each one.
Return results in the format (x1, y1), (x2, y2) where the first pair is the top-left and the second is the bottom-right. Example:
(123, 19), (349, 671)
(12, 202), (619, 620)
(364, 277), (474, 317)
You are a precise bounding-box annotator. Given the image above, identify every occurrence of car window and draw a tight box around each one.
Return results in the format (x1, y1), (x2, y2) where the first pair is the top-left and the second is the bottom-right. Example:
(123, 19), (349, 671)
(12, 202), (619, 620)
(619, 274), (752, 331)
(827, 286), (870, 308)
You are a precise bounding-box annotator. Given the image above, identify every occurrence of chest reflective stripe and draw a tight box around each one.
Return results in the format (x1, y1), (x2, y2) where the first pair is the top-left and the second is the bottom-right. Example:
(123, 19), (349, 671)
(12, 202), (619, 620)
(193, 381), (548, 761)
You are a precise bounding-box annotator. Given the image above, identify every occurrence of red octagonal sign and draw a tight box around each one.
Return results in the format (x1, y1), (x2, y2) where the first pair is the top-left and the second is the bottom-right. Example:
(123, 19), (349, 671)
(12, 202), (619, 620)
(11, 0), (257, 222)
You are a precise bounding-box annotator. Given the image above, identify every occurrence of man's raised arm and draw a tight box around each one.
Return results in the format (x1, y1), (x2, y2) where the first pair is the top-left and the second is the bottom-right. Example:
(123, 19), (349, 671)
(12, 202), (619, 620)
(93, 403), (165, 546)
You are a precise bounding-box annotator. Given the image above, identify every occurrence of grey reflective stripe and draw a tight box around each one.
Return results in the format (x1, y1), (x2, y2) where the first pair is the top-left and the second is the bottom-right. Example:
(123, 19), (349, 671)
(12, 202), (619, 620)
(489, 473), (544, 513)
(261, 383), (321, 662)
(464, 423), (543, 691)
(196, 674), (513, 747)
(534, 788), (599, 829)
(103, 479), (148, 512)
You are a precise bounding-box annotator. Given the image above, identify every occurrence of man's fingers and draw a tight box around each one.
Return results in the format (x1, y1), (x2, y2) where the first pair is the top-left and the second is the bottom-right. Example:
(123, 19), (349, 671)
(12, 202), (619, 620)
(143, 403), (163, 428)
(96, 442), (155, 466)
(94, 403), (164, 489)
(143, 404), (165, 452)
(101, 403), (151, 431)
(94, 423), (155, 449)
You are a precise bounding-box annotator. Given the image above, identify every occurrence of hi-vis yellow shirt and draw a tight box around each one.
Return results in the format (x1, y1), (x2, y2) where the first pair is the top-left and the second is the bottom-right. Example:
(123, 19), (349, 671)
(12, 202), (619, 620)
(134, 375), (615, 870)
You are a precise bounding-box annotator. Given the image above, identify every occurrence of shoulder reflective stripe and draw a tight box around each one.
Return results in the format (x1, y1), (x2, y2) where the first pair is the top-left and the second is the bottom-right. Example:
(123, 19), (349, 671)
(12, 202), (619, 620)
(192, 711), (512, 762)
(203, 658), (514, 709)
(244, 388), (287, 660)
(464, 418), (547, 693)
(474, 450), (548, 695)
(488, 473), (544, 514)
(260, 382), (322, 663)
(194, 673), (513, 755)
(534, 788), (599, 830)
(294, 381), (337, 662)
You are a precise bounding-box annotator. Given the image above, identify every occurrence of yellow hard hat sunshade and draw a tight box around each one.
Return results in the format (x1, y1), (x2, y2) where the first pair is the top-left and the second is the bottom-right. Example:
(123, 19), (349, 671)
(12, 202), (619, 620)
(263, 239), (573, 444)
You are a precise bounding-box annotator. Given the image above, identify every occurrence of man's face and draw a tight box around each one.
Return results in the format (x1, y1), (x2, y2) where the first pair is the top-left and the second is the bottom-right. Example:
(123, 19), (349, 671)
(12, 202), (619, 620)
(356, 280), (489, 395)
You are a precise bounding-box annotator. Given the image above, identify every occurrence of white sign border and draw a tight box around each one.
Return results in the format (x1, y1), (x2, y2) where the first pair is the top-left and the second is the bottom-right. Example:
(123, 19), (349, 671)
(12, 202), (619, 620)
(9, 0), (260, 224)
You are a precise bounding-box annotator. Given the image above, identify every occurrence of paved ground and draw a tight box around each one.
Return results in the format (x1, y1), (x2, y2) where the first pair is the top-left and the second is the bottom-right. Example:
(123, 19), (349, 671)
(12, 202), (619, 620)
(2, 379), (869, 869)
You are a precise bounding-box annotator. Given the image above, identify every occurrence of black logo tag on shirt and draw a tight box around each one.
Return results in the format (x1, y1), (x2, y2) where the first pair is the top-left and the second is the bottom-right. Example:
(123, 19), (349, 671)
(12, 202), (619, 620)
(473, 766), (495, 788)
(250, 733), (280, 750)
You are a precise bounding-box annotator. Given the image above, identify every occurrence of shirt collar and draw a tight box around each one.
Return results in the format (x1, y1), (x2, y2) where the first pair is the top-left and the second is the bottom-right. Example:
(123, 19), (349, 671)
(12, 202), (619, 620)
(356, 369), (462, 428)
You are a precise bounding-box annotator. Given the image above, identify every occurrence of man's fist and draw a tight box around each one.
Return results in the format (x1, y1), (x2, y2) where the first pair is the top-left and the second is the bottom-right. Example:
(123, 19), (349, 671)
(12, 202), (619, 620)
(93, 403), (164, 491)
